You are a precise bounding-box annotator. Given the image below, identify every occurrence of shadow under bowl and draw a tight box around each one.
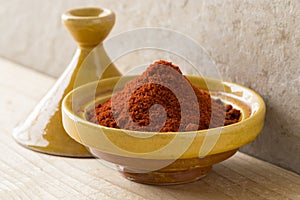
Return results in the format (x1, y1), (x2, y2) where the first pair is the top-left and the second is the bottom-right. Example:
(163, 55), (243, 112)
(62, 75), (266, 185)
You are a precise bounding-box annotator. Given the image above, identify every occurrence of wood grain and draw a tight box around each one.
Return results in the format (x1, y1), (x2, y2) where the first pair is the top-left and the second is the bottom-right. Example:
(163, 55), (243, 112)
(0, 58), (299, 200)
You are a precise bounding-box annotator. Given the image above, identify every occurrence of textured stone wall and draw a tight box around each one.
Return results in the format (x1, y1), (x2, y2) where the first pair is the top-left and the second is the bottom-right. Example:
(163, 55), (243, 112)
(0, 0), (299, 173)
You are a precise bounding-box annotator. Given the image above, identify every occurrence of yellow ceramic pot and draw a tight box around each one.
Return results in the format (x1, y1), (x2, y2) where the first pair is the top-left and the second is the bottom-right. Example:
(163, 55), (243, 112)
(13, 7), (121, 157)
(62, 76), (266, 185)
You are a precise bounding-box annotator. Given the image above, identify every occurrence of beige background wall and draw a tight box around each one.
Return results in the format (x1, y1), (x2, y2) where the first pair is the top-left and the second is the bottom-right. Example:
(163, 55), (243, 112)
(0, 0), (299, 173)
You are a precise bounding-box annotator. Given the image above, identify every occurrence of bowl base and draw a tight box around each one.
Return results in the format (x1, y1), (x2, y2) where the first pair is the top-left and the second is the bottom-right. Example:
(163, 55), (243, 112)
(120, 165), (212, 185)
(90, 148), (238, 185)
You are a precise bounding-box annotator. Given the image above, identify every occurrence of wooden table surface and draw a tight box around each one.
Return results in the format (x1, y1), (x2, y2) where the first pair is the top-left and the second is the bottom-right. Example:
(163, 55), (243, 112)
(0, 58), (299, 200)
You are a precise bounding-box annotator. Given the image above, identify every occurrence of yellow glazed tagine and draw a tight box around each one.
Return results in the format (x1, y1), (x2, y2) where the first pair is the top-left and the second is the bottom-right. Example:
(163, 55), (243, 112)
(62, 75), (266, 185)
(13, 7), (121, 157)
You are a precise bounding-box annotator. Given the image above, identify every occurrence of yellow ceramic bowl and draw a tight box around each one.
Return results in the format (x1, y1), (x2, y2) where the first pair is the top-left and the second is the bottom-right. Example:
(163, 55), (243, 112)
(62, 76), (266, 185)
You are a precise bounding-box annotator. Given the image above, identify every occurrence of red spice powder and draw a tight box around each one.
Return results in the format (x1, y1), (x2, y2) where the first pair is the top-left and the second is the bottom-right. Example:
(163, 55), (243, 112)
(87, 60), (240, 132)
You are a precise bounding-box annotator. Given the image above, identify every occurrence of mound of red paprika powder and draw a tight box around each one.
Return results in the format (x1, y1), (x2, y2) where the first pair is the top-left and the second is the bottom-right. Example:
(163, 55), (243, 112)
(87, 60), (240, 132)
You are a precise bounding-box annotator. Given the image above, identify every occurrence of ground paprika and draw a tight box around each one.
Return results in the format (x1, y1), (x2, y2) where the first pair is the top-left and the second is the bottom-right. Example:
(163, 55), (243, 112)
(88, 60), (240, 132)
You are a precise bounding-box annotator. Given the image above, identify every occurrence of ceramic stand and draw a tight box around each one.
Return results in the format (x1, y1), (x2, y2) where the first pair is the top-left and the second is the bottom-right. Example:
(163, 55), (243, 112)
(13, 7), (121, 157)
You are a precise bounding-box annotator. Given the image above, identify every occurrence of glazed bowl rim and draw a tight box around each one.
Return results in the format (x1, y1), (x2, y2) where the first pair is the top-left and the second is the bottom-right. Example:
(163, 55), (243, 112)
(62, 75), (266, 136)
